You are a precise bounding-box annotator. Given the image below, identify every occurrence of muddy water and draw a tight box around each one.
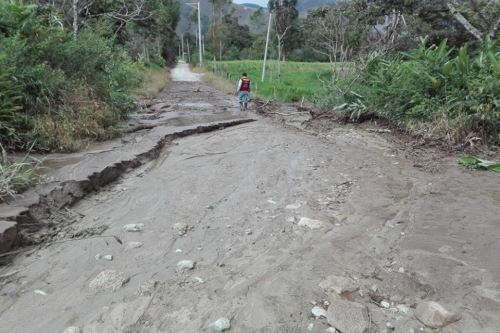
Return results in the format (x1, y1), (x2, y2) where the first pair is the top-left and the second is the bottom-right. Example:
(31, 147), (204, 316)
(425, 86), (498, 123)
(0, 64), (499, 333)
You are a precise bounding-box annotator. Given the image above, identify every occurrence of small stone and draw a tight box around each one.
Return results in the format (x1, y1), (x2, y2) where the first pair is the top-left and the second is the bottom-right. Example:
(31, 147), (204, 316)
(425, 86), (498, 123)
(177, 260), (195, 270)
(245, 229), (253, 235)
(397, 304), (410, 314)
(89, 270), (128, 292)
(34, 289), (48, 296)
(103, 255), (113, 261)
(127, 241), (143, 249)
(285, 203), (301, 210)
(208, 317), (231, 332)
(136, 280), (158, 296)
(319, 275), (357, 295)
(312, 306), (328, 318)
(173, 222), (189, 236)
(175, 249), (183, 253)
(267, 199), (277, 204)
(287, 216), (296, 223)
(193, 277), (205, 284)
(308, 323), (314, 331)
(386, 322), (395, 330)
(62, 327), (80, 333)
(381, 300), (391, 308)
(123, 223), (144, 232)
(415, 301), (461, 329)
(327, 296), (369, 333)
(398, 267), (405, 273)
(298, 217), (324, 230)
(326, 328), (337, 333)
(95, 254), (103, 260)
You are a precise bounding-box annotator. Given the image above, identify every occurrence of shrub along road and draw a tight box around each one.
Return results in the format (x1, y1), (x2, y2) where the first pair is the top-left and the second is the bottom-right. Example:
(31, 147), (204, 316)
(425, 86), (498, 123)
(0, 63), (499, 333)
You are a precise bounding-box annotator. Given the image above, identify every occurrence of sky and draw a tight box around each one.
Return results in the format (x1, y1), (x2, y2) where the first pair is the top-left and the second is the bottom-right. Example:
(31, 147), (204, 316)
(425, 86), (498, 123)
(233, 0), (267, 7)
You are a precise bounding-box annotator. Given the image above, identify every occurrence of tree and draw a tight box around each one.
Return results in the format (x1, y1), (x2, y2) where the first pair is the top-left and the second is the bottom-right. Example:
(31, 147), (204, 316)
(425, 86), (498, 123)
(268, 0), (298, 79)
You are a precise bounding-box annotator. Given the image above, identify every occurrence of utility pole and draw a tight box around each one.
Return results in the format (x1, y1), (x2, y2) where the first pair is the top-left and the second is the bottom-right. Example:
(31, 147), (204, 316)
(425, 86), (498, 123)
(187, 2), (203, 65)
(181, 33), (185, 61)
(262, 12), (273, 82)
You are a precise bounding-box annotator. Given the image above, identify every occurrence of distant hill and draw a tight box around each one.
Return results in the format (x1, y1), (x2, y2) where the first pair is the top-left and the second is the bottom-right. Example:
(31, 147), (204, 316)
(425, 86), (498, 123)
(177, 0), (266, 36)
(176, 0), (338, 36)
(297, 0), (338, 14)
(240, 3), (264, 10)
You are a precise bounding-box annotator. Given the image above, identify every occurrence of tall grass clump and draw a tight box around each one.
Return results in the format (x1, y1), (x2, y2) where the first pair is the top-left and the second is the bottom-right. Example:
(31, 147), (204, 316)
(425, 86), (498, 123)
(322, 37), (500, 144)
(0, 144), (40, 202)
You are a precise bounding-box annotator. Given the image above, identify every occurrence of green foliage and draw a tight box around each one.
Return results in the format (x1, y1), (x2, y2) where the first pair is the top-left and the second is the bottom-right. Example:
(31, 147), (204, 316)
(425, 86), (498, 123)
(0, 1), (147, 151)
(459, 155), (500, 172)
(211, 60), (332, 102)
(322, 37), (500, 144)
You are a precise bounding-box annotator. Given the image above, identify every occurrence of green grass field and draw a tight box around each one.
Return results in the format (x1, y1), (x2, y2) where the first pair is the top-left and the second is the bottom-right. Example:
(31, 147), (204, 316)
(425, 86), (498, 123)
(208, 60), (333, 102)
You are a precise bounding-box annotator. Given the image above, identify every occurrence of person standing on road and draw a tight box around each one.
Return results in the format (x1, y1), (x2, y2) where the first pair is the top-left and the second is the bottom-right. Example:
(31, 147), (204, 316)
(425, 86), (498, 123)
(236, 73), (251, 111)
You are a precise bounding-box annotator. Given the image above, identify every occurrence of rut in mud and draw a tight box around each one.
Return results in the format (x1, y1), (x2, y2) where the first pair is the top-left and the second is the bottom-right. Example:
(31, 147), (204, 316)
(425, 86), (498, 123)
(0, 63), (499, 333)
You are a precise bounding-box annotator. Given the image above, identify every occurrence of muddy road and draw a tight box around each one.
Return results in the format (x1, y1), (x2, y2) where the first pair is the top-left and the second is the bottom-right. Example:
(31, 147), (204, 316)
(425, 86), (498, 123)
(0, 63), (499, 333)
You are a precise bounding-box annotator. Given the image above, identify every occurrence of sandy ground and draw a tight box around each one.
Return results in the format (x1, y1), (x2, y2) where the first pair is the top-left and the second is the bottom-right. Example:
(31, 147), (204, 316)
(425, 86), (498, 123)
(0, 64), (499, 333)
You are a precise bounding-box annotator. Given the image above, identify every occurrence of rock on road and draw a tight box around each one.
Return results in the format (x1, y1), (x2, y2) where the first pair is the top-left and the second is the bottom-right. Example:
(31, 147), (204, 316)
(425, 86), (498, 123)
(0, 63), (499, 333)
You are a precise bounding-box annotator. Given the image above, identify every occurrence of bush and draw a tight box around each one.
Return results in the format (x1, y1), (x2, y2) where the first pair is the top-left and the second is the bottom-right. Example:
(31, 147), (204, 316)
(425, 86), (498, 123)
(322, 37), (500, 144)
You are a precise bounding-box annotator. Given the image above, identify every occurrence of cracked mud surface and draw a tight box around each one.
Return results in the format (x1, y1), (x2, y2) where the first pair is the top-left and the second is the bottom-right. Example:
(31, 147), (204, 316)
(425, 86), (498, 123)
(0, 63), (499, 333)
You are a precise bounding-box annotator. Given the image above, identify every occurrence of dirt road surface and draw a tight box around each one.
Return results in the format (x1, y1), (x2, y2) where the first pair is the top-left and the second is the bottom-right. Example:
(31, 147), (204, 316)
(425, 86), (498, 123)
(0, 63), (499, 333)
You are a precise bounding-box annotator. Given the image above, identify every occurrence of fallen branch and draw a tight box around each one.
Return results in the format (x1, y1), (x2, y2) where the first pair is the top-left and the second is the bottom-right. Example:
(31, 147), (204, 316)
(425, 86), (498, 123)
(265, 112), (307, 116)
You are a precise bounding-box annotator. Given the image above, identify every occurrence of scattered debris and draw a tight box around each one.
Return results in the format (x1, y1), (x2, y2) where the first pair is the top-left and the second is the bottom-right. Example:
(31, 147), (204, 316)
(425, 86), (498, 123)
(415, 301), (461, 328)
(89, 270), (129, 292)
(327, 296), (370, 333)
(319, 275), (358, 295)
(312, 306), (328, 318)
(208, 317), (231, 332)
(177, 260), (195, 270)
(123, 224), (144, 232)
(34, 289), (48, 296)
(298, 217), (324, 230)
